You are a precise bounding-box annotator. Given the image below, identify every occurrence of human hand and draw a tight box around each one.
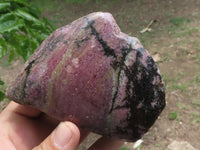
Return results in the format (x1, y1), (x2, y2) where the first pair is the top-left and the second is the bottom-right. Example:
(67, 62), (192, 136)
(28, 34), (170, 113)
(0, 101), (123, 150)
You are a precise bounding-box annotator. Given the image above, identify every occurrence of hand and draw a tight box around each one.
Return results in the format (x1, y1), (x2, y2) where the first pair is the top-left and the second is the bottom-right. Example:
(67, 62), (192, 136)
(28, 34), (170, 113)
(0, 101), (123, 150)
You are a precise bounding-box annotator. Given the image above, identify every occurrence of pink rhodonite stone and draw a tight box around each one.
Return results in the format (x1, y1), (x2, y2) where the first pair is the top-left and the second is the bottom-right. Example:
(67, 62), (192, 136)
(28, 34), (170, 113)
(6, 12), (165, 141)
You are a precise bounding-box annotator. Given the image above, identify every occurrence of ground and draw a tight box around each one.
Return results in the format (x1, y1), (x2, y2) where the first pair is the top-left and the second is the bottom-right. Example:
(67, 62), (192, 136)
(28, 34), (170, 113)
(0, 0), (200, 149)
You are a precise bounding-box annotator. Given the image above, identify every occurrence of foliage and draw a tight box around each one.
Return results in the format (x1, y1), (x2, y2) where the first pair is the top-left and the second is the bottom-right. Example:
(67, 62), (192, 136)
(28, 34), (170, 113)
(64, 0), (119, 4)
(169, 16), (191, 27)
(65, 0), (88, 4)
(169, 112), (178, 120)
(119, 145), (130, 150)
(0, 78), (5, 101)
(0, 0), (55, 62)
(172, 83), (188, 92)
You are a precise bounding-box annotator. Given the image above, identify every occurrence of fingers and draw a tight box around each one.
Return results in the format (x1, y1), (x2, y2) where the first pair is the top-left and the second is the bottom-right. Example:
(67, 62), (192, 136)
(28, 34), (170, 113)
(88, 137), (123, 150)
(3, 101), (41, 118)
(33, 122), (80, 150)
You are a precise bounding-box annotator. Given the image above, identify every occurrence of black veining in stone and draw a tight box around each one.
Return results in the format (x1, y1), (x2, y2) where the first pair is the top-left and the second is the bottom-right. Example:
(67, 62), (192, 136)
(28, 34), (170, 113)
(85, 18), (117, 58)
(23, 60), (35, 98)
(114, 47), (165, 140)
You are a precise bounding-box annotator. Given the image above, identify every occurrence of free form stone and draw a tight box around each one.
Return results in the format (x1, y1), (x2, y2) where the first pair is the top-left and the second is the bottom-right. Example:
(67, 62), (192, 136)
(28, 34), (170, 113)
(6, 12), (165, 141)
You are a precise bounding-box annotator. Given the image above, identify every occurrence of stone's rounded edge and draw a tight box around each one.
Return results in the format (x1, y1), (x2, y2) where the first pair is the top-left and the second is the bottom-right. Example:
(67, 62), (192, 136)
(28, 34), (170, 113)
(86, 12), (114, 20)
(6, 70), (27, 103)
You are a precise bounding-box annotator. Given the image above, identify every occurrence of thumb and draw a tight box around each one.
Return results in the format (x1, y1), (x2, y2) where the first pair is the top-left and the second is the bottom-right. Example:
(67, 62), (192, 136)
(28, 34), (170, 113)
(33, 122), (80, 150)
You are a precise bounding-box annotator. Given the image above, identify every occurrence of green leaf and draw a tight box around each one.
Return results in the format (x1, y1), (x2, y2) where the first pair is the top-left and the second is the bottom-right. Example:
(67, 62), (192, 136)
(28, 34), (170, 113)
(20, 37), (39, 61)
(27, 5), (41, 18)
(0, 0), (54, 62)
(12, 35), (24, 55)
(29, 28), (49, 43)
(0, 79), (4, 85)
(0, 38), (7, 58)
(0, 13), (15, 22)
(6, 33), (24, 55)
(0, 19), (24, 33)
(30, 23), (49, 32)
(5, 32), (38, 61)
(27, 38), (39, 55)
(19, 37), (29, 61)
(18, 5), (41, 19)
(0, 2), (10, 12)
(8, 46), (16, 62)
(0, 91), (5, 101)
(2, 0), (28, 6)
(14, 9), (42, 24)
(43, 17), (55, 30)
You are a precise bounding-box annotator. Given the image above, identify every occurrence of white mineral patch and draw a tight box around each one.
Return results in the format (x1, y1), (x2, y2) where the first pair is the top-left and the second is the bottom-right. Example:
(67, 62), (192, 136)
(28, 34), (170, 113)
(124, 51), (136, 67)
(72, 58), (79, 68)
(133, 139), (143, 149)
(66, 65), (73, 73)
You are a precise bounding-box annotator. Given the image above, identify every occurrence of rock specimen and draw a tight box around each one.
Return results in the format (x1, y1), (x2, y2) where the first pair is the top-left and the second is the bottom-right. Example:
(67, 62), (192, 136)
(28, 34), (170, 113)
(6, 12), (165, 141)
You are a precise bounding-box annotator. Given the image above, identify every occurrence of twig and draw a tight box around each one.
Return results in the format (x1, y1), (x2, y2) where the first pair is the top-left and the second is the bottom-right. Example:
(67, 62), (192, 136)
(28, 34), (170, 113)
(140, 19), (157, 33)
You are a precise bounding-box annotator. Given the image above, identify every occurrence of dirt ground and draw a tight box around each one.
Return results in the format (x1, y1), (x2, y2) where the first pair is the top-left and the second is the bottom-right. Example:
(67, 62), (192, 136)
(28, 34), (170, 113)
(0, 0), (200, 149)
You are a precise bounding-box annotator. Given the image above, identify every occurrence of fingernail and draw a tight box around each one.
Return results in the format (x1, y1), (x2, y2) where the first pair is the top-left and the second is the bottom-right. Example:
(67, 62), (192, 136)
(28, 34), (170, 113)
(53, 122), (73, 148)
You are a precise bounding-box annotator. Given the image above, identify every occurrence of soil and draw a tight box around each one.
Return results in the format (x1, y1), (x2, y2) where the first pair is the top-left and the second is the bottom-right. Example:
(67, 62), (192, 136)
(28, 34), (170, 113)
(0, 0), (200, 149)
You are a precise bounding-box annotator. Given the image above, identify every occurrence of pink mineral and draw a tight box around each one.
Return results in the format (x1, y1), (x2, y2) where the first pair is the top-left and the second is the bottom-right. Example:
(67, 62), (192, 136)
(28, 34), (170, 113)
(6, 12), (165, 141)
